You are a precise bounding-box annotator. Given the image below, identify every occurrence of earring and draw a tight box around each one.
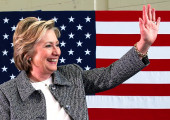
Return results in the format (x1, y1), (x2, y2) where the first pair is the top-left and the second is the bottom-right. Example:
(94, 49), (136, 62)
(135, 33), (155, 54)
(29, 58), (32, 61)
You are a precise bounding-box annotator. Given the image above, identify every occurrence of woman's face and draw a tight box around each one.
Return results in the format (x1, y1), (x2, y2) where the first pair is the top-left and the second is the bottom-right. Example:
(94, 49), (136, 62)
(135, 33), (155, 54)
(31, 29), (61, 74)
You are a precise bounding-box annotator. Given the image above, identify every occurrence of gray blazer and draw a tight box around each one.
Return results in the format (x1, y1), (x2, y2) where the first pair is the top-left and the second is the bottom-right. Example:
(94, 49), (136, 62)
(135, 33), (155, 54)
(0, 47), (149, 120)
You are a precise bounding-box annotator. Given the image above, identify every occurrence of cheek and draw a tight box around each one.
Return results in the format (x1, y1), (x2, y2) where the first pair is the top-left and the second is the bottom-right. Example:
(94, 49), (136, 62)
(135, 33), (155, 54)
(33, 51), (49, 63)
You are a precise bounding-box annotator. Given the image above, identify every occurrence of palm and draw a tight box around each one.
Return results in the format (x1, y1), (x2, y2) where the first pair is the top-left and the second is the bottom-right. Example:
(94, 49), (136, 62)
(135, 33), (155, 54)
(139, 5), (160, 46)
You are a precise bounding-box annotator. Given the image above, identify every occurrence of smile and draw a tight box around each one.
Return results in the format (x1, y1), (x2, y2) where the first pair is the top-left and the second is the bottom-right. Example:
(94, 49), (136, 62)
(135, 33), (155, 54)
(47, 58), (58, 62)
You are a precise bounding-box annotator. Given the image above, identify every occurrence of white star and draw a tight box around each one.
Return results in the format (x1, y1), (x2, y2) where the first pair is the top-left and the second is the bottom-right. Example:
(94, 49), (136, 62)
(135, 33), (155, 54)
(37, 16), (42, 21)
(3, 33), (9, 39)
(85, 49), (91, 55)
(85, 16), (91, 22)
(11, 25), (16, 31)
(68, 32), (74, 39)
(19, 17), (24, 21)
(2, 50), (8, 56)
(76, 40), (83, 47)
(60, 41), (66, 47)
(60, 25), (66, 31)
(68, 49), (74, 55)
(77, 24), (83, 30)
(10, 58), (15, 64)
(1, 66), (8, 72)
(3, 17), (9, 23)
(68, 16), (75, 22)
(52, 17), (58, 22)
(76, 57), (82, 63)
(59, 57), (66, 63)
(11, 43), (14, 47)
(85, 65), (91, 70)
(85, 32), (91, 39)
(10, 74), (16, 79)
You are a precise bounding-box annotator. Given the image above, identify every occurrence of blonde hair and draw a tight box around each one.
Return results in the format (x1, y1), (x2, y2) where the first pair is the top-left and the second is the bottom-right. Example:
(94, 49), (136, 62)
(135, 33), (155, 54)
(13, 17), (60, 72)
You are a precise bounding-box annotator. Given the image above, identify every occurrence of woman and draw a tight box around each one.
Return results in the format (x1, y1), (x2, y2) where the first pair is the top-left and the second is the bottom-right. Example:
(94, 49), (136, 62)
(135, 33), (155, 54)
(0, 4), (160, 120)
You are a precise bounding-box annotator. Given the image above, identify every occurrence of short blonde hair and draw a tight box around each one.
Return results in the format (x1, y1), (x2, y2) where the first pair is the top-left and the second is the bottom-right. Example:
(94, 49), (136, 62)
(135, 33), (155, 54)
(13, 17), (60, 72)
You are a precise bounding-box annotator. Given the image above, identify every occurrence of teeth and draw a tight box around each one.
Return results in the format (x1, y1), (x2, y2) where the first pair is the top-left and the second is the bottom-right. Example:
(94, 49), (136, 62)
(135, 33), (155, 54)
(51, 59), (57, 62)
(48, 59), (57, 62)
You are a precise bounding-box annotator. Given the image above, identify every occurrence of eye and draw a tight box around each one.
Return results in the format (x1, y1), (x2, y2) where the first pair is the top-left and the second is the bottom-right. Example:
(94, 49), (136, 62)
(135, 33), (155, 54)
(56, 44), (60, 47)
(45, 44), (52, 48)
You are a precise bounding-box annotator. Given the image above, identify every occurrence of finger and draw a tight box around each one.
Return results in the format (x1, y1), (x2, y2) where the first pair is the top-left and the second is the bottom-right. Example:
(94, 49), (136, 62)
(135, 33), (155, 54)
(152, 8), (155, 22)
(147, 4), (152, 20)
(139, 17), (145, 31)
(156, 17), (161, 28)
(143, 5), (148, 24)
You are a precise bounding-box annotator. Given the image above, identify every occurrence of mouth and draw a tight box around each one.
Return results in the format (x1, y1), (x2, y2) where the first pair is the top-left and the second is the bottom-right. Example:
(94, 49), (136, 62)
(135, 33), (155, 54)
(47, 58), (58, 64)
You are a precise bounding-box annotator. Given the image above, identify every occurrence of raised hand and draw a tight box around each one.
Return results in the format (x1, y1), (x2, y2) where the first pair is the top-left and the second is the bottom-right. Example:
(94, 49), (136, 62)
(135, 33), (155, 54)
(137, 4), (161, 54)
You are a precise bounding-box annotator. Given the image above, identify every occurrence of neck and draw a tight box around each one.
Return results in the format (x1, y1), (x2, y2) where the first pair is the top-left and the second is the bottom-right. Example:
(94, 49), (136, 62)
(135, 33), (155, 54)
(28, 70), (52, 82)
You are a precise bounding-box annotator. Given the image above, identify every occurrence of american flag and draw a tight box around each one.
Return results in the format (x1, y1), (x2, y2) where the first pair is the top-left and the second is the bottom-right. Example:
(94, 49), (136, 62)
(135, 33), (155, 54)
(0, 11), (170, 120)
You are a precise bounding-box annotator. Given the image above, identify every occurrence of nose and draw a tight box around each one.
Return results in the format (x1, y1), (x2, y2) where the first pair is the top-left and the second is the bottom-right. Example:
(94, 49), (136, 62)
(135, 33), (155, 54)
(52, 46), (61, 56)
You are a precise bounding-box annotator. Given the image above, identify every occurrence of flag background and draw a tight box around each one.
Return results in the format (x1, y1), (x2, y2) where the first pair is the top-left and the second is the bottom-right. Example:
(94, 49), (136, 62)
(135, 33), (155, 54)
(0, 11), (170, 120)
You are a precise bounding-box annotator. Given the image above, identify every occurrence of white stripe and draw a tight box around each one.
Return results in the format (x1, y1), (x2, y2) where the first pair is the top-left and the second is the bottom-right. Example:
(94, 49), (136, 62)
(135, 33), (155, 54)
(86, 96), (170, 109)
(96, 46), (170, 59)
(96, 22), (170, 34)
(124, 71), (170, 84)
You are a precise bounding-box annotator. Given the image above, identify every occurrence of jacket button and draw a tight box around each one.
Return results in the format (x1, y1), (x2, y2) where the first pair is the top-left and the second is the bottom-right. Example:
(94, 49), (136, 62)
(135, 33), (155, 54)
(51, 86), (56, 90)
(65, 105), (70, 110)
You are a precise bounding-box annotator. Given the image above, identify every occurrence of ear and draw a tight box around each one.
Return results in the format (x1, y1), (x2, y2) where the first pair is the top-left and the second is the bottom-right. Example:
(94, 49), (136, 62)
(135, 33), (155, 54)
(28, 57), (32, 61)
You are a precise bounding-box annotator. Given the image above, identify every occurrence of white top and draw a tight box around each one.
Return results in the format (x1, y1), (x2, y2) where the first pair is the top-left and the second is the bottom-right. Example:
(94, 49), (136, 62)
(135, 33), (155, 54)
(31, 77), (71, 120)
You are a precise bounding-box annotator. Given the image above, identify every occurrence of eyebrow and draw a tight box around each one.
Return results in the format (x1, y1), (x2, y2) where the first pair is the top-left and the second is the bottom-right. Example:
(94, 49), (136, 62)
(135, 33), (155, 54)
(46, 41), (59, 44)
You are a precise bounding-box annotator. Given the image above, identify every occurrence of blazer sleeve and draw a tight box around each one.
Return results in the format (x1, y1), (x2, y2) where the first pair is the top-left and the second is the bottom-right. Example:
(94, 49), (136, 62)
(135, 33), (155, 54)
(0, 89), (10, 120)
(81, 47), (149, 94)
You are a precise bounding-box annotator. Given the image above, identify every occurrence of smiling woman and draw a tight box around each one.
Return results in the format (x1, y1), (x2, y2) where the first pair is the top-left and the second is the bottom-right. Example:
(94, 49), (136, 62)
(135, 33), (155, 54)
(13, 17), (61, 72)
(0, 4), (161, 120)
(29, 29), (61, 81)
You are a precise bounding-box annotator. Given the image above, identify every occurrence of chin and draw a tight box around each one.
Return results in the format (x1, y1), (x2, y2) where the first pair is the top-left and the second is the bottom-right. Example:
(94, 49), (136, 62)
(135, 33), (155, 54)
(45, 64), (57, 73)
(50, 67), (57, 72)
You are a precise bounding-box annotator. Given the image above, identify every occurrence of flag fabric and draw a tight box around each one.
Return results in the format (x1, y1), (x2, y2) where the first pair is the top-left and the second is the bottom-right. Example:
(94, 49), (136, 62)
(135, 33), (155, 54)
(0, 11), (170, 120)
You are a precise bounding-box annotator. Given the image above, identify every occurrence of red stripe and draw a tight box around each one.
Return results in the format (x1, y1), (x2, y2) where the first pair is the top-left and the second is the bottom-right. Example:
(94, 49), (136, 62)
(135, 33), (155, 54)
(96, 84), (170, 96)
(95, 11), (170, 21)
(96, 34), (170, 46)
(88, 108), (170, 120)
(96, 59), (170, 71)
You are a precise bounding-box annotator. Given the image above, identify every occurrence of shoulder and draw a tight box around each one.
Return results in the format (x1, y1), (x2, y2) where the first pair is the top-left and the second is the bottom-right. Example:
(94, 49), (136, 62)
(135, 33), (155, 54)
(0, 78), (16, 90)
(57, 64), (83, 72)
(0, 78), (17, 98)
(56, 64), (84, 80)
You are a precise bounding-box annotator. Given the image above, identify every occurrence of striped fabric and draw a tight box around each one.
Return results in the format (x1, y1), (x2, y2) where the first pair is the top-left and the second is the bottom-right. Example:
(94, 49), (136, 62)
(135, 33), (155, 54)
(87, 11), (170, 120)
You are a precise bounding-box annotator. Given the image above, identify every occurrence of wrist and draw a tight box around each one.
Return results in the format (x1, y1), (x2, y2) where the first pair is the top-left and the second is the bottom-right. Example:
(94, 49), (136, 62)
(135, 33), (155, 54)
(134, 42), (148, 58)
(137, 40), (151, 54)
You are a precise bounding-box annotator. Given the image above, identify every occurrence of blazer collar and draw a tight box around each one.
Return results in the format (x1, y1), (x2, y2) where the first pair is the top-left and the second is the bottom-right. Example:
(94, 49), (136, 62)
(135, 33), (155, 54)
(16, 70), (71, 101)
(16, 71), (35, 101)
(53, 71), (72, 86)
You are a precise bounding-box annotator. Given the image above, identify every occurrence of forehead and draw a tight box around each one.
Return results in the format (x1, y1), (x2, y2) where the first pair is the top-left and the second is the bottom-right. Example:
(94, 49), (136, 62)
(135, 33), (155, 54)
(39, 29), (59, 43)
